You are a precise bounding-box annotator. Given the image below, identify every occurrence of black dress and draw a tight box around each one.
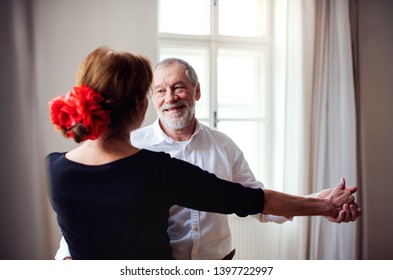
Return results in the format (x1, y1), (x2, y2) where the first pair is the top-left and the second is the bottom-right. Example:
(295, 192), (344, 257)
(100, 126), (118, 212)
(47, 149), (264, 260)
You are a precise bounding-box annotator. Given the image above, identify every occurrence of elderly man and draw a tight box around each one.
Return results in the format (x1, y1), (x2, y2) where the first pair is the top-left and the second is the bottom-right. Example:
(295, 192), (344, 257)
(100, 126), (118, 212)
(55, 57), (360, 260)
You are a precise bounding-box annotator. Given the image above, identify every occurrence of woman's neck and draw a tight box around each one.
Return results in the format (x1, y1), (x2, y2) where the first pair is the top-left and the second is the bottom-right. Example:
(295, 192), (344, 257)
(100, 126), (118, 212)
(65, 132), (140, 165)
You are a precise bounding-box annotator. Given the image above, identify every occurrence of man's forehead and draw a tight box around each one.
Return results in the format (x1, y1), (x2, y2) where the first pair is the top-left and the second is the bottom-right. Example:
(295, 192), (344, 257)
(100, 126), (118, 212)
(153, 66), (188, 86)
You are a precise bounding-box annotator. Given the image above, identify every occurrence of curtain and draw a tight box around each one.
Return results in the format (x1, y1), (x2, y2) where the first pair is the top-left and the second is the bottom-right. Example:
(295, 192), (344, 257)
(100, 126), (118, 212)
(270, 0), (315, 260)
(0, 0), (52, 259)
(308, 0), (358, 259)
(272, 0), (358, 259)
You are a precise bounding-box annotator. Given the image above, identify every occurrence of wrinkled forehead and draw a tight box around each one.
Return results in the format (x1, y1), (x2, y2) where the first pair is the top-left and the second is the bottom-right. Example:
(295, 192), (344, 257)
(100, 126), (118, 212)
(153, 62), (189, 86)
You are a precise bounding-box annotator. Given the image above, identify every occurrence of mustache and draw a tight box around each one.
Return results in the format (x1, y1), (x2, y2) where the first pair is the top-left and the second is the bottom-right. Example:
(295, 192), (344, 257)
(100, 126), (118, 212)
(160, 100), (188, 111)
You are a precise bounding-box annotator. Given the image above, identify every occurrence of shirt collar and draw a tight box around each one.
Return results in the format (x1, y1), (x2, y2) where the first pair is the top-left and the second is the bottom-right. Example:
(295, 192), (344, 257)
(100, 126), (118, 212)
(151, 118), (201, 146)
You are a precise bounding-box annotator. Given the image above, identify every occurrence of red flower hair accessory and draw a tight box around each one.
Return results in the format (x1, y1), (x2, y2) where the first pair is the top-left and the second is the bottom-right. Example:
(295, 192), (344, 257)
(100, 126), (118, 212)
(48, 84), (111, 141)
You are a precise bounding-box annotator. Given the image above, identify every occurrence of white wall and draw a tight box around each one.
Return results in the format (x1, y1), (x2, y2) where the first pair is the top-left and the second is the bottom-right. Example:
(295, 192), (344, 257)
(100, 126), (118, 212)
(35, 0), (158, 155)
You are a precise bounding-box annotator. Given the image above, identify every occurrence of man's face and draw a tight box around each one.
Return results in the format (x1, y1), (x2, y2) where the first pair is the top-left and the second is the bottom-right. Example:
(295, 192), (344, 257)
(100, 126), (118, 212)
(152, 62), (200, 130)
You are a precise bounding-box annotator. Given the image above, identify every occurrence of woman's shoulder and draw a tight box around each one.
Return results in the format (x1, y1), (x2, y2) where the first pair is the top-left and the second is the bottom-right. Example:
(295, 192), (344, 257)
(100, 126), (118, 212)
(139, 149), (193, 170)
(138, 149), (172, 161)
(46, 152), (66, 163)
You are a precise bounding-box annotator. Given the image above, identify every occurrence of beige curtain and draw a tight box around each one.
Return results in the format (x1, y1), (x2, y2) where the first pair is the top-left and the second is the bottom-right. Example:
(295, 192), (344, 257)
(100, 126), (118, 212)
(308, 0), (358, 259)
(271, 0), (358, 259)
(270, 0), (315, 259)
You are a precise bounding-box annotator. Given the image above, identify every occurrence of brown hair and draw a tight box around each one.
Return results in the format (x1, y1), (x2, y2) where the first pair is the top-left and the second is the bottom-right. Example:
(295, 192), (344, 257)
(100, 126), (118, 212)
(74, 46), (152, 139)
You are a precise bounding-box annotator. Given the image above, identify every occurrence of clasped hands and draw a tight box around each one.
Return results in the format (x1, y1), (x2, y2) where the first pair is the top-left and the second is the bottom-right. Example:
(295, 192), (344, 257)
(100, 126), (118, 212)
(316, 178), (362, 223)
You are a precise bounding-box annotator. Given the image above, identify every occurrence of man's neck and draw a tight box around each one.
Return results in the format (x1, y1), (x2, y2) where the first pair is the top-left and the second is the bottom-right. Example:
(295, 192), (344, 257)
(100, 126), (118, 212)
(159, 118), (196, 141)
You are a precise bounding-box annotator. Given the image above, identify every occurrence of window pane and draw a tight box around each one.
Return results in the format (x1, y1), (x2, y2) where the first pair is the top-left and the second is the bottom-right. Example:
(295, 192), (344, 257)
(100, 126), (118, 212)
(218, 0), (267, 37)
(158, 0), (210, 35)
(217, 48), (266, 119)
(159, 46), (210, 119)
(217, 120), (265, 179)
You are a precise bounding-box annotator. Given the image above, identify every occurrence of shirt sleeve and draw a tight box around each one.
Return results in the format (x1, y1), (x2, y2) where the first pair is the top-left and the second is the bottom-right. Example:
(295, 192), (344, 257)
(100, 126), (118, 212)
(54, 236), (71, 260)
(229, 139), (293, 224)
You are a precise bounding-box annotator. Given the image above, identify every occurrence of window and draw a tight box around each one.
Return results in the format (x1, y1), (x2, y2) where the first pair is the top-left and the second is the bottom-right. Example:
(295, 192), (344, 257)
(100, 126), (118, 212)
(158, 0), (271, 181)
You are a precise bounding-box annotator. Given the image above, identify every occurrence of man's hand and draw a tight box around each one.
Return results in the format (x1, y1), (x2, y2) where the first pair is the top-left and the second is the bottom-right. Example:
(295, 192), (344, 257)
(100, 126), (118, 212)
(317, 178), (362, 223)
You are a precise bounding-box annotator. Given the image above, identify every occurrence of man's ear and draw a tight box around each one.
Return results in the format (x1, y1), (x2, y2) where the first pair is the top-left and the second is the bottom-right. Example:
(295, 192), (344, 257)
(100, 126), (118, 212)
(195, 82), (201, 101)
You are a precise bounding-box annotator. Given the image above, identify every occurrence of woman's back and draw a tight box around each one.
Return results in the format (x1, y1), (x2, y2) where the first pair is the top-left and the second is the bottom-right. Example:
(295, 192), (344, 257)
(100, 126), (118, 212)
(47, 149), (264, 259)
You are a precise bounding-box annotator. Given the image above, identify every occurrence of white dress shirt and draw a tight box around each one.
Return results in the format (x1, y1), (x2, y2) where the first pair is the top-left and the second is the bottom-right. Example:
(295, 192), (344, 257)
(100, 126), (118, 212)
(131, 119), (289, 260)
(55, 119), (289, 260)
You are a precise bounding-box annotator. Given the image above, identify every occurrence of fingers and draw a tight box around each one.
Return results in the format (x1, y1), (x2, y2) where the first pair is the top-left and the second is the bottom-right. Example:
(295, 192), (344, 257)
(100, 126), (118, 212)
(325, 178), (360, 222)
(349, 202), (362, 221)
(336, 177), (346, 190)
(327, 204), (351, 223)
(326, 207), (347, 223)
(341, 204), (349, 222)
(348, 204), (357, 222)
(331, 205), (348, 223)
(346, 185), (358, 194)
(338, 177), (358, 194)
(342, 202), (361, 222)
(327, 202), (362, 223)
(337, 177), (357, 202)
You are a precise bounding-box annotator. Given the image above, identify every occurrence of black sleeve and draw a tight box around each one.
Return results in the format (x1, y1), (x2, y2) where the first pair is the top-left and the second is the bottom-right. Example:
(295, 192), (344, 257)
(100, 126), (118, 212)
(159, 152), (265, 217)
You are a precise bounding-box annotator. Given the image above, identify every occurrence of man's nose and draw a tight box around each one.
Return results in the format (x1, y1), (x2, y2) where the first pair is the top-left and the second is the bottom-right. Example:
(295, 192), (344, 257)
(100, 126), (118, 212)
(164, 90), (178, 103)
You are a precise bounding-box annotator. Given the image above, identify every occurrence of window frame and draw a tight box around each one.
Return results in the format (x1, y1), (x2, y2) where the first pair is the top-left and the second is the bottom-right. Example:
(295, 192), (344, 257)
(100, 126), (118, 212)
(157, 0), (273, 181)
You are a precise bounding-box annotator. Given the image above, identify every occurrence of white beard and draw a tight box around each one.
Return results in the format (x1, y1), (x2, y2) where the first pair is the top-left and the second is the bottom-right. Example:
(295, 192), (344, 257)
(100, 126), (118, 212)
(158, 100), (195, 130)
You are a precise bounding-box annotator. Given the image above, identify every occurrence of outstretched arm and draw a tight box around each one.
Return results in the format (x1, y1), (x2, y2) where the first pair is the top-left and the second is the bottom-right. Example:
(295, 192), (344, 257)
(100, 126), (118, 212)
(262, 179), (357, 218)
